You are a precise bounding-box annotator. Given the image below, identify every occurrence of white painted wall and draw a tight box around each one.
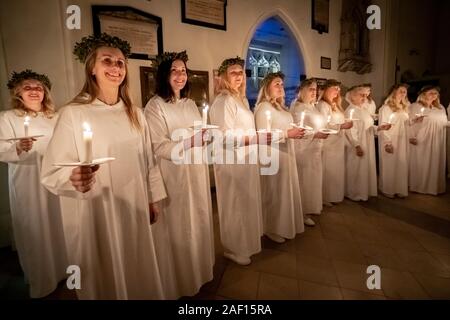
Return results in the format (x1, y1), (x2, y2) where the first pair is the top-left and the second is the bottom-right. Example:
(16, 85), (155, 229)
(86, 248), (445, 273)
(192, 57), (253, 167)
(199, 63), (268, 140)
(0, 0), (390, 246)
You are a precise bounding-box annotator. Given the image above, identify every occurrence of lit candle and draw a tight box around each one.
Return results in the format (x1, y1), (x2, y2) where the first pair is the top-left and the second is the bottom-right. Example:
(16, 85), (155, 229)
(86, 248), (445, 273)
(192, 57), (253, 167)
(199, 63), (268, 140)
(299, 111), (305, 128)
(349, 109), (354, 120)
(24, 116), (30, 137)
(82, 122), (93, 163)
(420, 107), (425, 116)
(327, 115), (331, 124)
(388, 113), (395, 124)
(202, 103), (209, 128)
(265, 110), (272, 132)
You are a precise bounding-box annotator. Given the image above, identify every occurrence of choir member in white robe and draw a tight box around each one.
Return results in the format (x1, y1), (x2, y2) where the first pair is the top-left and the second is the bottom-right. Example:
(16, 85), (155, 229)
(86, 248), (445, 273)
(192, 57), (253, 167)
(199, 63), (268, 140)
(144, 51), (214, 299)
(408, 85), (447, 195)
(316, 79), (353, 205)
(0, 71), (67, 298)
(447, 103), (450, 178)
(209, 57), (267, 265)
(290, 79), (329, 226)
(254, 72), (305, 243)
(362, 83), (377, 115)
(41, 39), (167, 299)
(378, 84), (411, 198)
(344, 85), (391, 201)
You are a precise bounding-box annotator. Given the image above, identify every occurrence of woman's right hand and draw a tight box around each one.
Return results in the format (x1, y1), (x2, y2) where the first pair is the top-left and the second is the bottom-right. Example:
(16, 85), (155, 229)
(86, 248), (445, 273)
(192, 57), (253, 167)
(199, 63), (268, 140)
(16, 138), (36, 155)
(413, 115), (425, 123)
(355, 145), (364, 157)
(185, 129), (209, 149)
(340, 121), (353, 130)
(70, 165), (100, 193)
(385, 144), (394, 154)
(287, 127), (305, 139)
(314, 131), (329, 139)
(409, 138), (418, 145)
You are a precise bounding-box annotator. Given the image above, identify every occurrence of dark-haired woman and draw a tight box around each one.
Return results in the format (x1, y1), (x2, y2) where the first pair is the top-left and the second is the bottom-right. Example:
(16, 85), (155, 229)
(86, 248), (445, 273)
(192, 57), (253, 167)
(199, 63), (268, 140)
(41, 34), (167, 299)
(144, 51), (214, 299)
(0, 70), (67, 298)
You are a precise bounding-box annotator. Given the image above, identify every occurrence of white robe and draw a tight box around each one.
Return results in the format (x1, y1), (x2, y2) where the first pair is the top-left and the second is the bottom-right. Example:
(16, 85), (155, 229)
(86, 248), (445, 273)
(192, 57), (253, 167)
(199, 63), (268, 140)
(377, 105), (410, 196)
(0, 110), (67, 298)
(344, 104), (378, 201)
(209, 92), (263, 258)
(290, 100), (324, 214)
(363, 100), (377, 115)
(144, 96), (214, 299)
(408, 102), (447, 195)
(41, 99), (167, 300)
(316, 101), (346, 203)
(254, 102), (304, 238)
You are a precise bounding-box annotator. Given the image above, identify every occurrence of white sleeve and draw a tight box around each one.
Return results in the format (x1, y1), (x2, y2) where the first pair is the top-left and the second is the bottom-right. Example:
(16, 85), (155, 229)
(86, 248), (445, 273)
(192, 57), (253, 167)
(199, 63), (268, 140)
(0, 112), (30, 163)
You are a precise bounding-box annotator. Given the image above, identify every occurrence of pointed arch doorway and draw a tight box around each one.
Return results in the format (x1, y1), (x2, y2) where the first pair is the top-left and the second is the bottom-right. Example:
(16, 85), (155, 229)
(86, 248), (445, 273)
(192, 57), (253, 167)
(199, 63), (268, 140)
(245, 16), (305, 108)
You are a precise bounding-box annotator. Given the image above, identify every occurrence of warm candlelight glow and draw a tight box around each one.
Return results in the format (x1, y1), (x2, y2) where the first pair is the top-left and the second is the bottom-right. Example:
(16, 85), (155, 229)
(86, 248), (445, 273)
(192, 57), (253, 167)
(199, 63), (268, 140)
(24, 116), (30, 137)
(349, 109), (354, 120)
(265, 110), (272, 132)
(299, 111), (305, 128)
(202, 103), (209, 128)
(82, 122), (93, 163)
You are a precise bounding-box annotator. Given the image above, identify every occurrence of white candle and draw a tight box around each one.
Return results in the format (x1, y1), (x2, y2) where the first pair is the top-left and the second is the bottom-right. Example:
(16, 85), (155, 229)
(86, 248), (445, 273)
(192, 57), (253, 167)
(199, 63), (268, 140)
(82, 122), (93, 163)
(202, 104), (209, 128)
(265, 110), (272, 132)
(24, 116), (30, 137)
(327, 115), (331, 124)
(299, 111), (305, 128)
(388, 113), (395, 124)
(349, 109), (354, 120)
(420, 107), (425, 116)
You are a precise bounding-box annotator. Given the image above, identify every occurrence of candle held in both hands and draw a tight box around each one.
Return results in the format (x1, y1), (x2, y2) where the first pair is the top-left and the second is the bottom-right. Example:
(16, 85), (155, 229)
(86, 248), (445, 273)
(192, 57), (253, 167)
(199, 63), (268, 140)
(202, 103), (209, 128)
(265, 110), (272, 132)
(24, 116), (30, 137)
(82, 122), (93, 164)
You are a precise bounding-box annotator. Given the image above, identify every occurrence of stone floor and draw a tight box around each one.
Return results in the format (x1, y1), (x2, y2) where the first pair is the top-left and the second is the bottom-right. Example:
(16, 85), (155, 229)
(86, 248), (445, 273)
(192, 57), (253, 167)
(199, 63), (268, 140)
(1, 183), (450, 300)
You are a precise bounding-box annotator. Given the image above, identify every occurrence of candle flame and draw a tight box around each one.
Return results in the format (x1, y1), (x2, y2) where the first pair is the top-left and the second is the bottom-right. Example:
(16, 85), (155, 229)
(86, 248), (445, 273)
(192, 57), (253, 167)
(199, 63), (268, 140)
(265, 110), (271, 118)
(24, 116), (30, 123)
(83, 122), (91, 132)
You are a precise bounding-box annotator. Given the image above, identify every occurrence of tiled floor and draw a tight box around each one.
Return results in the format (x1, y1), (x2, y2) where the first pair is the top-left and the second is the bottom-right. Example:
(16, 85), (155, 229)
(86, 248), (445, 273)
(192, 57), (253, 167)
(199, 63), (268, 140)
(1, 185), (450, 300)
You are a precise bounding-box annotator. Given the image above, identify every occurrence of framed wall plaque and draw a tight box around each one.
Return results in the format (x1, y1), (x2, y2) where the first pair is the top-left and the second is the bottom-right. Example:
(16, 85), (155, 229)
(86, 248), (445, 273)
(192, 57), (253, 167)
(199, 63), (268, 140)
(181, 0), (227, 31)
(92, 5), (163, 60)
(321, 56), (331, 70)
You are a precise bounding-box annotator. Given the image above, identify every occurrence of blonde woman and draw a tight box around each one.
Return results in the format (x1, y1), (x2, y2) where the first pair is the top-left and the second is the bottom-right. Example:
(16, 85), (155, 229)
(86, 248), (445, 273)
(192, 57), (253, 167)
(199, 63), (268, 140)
(254, 72), (305, 243)
(290, 78), (328, 226)
(0, 70), (67, 298)
(316, 79), (353, 205)
(41, 33), (167, 299)
(362, 83), (377, 115)
(209, 57), (270, 265)
(408, 85), (447, 195)
(378, 84), (411, 198)
(344, 85), (391, 201)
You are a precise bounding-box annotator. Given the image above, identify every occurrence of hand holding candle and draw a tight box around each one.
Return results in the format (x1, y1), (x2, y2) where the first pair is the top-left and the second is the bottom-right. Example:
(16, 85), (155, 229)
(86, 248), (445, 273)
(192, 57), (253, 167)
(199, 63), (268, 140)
(82, 122), (93, 163)
(202, 103), (209, 128)
(24, 116), (30, 137)
(265, 110), (272, 132)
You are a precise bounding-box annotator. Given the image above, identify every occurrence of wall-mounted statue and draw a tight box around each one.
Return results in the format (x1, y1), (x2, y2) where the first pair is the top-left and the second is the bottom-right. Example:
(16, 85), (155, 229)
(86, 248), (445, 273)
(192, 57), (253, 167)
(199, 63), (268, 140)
(338, 0), (372, 74)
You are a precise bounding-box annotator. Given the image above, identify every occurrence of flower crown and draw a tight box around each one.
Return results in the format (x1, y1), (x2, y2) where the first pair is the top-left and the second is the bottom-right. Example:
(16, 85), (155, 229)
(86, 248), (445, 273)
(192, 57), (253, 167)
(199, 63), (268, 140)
(152, 51), (188, 69)
(418, 85), (440, 96)
(73, 33), (131, 63)
(260, 71), (285, 88)
(218, 56), (245, 75)
(7, 69), (52, 90)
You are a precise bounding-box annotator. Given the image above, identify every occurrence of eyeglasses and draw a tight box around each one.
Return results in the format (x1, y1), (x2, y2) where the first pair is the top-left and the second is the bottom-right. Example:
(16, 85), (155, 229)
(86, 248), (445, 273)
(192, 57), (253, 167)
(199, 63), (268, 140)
(98, 56), (126, 69)
(22, 86), (44, 92)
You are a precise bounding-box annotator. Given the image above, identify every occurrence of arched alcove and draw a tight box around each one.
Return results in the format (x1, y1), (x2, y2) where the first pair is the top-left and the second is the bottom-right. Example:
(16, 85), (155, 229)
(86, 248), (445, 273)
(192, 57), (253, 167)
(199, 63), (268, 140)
(243, 15), (306, 108)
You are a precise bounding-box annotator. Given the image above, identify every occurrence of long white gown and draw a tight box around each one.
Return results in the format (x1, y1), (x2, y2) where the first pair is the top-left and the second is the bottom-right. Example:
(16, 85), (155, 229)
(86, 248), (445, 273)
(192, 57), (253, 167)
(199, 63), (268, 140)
(447, 104), (450, 178)
(290, 100), (324, 214)
(209, 92), (263, 258)
(408, 102), (447, 195)
(254, 102), (304, 239)
(41, 99), (167, 299)
(0, 110), (68, 298)
(316, 101), (346, 203)
(378, 105), (410, 196)
(144, 96), (214, 299)
(344, 104), (378, 201)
